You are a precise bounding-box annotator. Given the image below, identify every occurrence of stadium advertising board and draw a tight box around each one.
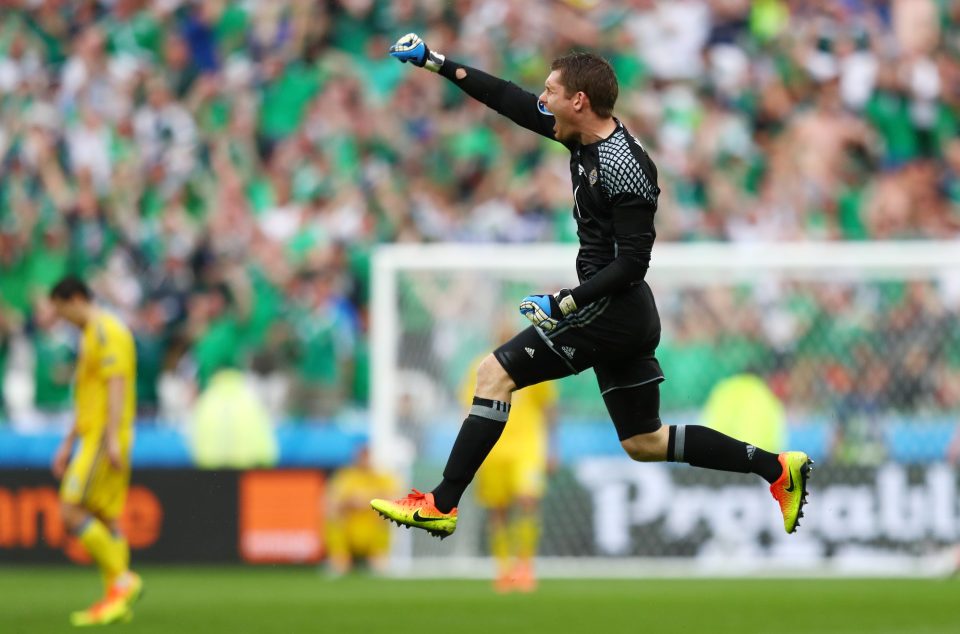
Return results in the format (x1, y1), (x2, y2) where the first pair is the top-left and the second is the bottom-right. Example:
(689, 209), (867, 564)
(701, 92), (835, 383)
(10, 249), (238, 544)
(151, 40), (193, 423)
(238, 470), (325, 563)
(0, 470), (325, 564)
(571, 459), (960, 565)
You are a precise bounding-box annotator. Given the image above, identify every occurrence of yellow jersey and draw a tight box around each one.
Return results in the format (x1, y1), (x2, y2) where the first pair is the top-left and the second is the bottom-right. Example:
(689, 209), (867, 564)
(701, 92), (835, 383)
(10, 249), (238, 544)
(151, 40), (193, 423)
(326, 465), (397, 558)
(329, 466), (398, 513)
(74, 310), (137, 438)
(461, 358), (557, 461)
(328, 465), (398, 537)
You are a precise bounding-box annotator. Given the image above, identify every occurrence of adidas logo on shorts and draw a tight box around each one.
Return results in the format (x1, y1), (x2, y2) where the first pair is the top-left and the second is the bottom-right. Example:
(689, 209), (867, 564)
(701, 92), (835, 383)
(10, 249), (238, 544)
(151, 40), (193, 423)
(562, 346), (576, 359)
(525, 347), (535, 358)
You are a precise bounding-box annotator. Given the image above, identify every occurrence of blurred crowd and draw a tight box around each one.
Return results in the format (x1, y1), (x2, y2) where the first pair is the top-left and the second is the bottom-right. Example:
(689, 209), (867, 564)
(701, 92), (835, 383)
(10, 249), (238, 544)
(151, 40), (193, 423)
(1, 0), (960, 428)
(656, 279), (960, 455)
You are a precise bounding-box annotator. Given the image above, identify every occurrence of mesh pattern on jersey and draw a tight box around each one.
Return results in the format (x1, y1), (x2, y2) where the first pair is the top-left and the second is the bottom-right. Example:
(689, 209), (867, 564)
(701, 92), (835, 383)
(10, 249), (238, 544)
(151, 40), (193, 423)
(598, 129), (659, 205)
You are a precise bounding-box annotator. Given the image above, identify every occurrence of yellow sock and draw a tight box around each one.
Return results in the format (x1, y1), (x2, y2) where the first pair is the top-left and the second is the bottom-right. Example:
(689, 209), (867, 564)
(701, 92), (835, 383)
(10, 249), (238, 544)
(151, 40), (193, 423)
(96, 534), (129, 591)
(113, 531), (130, 578)
(513, 512), (540, 561)
(490, 521), (511, 575)
(77, 518), (125, 590)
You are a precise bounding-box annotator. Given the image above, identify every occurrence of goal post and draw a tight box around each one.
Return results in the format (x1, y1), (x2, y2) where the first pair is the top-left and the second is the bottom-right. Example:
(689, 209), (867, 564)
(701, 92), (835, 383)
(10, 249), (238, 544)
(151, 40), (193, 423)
(370, 241), (960, 577)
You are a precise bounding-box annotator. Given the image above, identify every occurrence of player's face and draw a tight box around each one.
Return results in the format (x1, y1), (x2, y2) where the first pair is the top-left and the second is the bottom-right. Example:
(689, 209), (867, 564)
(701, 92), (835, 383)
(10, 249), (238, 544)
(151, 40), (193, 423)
(539, 70), (577, 142)
(51, 297), (86, 327)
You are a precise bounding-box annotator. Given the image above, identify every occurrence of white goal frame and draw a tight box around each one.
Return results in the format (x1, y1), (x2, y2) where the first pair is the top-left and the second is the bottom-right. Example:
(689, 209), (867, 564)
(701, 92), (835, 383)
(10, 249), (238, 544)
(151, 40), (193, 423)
(370, 241), (960, 578)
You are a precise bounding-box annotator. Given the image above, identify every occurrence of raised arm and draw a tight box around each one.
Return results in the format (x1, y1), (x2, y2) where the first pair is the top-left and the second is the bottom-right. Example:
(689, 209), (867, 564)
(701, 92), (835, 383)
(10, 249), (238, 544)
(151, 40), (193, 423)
(389, 33), (560, 143)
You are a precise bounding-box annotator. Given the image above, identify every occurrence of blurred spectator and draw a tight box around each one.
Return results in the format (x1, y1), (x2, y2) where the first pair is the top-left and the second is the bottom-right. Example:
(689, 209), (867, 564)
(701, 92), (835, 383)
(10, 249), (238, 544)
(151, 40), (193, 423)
(701, 372), (786, 453)
(184, 281), (248, 391)
(324, 444), (398, 577)
(284, 268), (358, 421)
(133, 299), (168, 420)
(133, 77), (197, 186)
(190, 368), (278, 469)
(0, 303), (13, 425)
(25, 297), (75, 431)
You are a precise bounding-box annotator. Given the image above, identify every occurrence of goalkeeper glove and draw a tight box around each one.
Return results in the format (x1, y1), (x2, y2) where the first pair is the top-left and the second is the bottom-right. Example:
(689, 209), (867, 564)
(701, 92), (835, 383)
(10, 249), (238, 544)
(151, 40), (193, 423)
(388, 33), (445, 72)
(519, 289), (577, 332)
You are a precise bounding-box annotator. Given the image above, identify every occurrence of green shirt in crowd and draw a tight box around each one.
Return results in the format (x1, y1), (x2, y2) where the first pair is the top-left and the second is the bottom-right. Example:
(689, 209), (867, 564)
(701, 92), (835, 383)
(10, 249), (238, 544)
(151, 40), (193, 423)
(194, 316), (245, 390)
(258, 62), (321, 140)
(135, 333), (165, 412)
(31, 329), (74, 411)
(289, 304), (355, 385)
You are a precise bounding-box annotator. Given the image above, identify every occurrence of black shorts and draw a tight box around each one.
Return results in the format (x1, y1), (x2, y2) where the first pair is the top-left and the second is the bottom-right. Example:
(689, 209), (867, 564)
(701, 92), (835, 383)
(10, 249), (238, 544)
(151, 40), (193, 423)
(494, 283), (665, 435)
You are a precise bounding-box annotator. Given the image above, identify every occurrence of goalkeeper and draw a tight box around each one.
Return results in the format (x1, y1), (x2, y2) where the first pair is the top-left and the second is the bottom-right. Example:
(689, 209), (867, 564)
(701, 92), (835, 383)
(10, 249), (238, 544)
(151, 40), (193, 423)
(372, 34), (812, 539)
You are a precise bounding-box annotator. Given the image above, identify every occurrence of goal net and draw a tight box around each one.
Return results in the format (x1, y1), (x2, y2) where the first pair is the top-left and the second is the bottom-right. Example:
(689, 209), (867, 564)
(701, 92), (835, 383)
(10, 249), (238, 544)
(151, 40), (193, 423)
(371, 242), (960, 577)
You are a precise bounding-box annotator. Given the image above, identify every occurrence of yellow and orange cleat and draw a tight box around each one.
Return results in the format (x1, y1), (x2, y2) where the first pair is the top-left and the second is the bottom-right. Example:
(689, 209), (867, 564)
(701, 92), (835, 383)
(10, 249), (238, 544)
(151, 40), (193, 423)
(493, 560), (538, 593)
(70, 571), (143, 627)
(493, 569), (514, 594)
(510, 559), (537, 593)
(69, 596), (131, 627)
(371, 489), (458, 539)
(769, 451), (813, 534)
(111, 571), (144, 609)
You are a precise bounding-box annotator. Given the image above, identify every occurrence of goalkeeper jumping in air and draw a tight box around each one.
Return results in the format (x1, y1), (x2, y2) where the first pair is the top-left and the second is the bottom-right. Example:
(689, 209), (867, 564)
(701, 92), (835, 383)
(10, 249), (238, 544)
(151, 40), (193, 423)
(372, 34), (812, 539)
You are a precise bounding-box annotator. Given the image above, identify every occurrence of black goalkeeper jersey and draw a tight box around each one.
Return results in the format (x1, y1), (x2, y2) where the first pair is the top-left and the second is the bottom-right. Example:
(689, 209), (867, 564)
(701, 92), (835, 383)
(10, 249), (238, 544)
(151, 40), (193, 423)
(439, 59), (661, 309)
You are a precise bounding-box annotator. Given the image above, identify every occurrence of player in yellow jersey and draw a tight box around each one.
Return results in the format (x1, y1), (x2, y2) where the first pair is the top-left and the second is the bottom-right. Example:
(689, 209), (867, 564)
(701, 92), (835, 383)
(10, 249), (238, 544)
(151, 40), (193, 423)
(325, 445), (399, 576)
(461, 347), (557, 593)
(49, 277), (143, 626)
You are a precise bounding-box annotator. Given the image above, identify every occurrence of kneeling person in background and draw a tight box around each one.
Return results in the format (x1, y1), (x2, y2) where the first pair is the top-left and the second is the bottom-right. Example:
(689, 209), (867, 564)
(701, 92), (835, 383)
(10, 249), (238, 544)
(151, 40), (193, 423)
(326, 445), (398, 576)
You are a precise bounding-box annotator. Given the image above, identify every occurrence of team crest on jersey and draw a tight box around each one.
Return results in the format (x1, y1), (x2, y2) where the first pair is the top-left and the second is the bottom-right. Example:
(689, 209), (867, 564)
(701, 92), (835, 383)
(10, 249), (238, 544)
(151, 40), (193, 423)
(537, 100), (554, 116)
(588, 168), (598, 186)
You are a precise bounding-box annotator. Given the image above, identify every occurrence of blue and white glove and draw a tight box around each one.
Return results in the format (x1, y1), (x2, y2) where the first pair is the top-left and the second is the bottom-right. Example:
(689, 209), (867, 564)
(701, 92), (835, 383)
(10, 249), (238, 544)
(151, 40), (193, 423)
(389, 33), (445, 72)
(519, 289), (577, 332)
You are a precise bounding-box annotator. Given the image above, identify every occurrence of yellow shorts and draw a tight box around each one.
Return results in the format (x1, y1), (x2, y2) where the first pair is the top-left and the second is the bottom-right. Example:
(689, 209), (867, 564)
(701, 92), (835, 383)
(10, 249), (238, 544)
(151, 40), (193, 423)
(475, 455), (547, 509)
(60, 433), (131, 521)
(326, 516), (391, 559)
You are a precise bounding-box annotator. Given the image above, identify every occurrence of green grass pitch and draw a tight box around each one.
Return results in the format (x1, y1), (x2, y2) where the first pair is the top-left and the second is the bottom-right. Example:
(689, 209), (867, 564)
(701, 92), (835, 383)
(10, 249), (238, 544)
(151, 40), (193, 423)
(1, 566), (958, 633)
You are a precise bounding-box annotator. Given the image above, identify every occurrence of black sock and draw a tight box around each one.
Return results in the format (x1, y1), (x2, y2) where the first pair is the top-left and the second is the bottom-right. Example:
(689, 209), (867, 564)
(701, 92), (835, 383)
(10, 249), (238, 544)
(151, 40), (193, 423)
(431, 397), (510, 513)
(667, 425), (782, 484)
